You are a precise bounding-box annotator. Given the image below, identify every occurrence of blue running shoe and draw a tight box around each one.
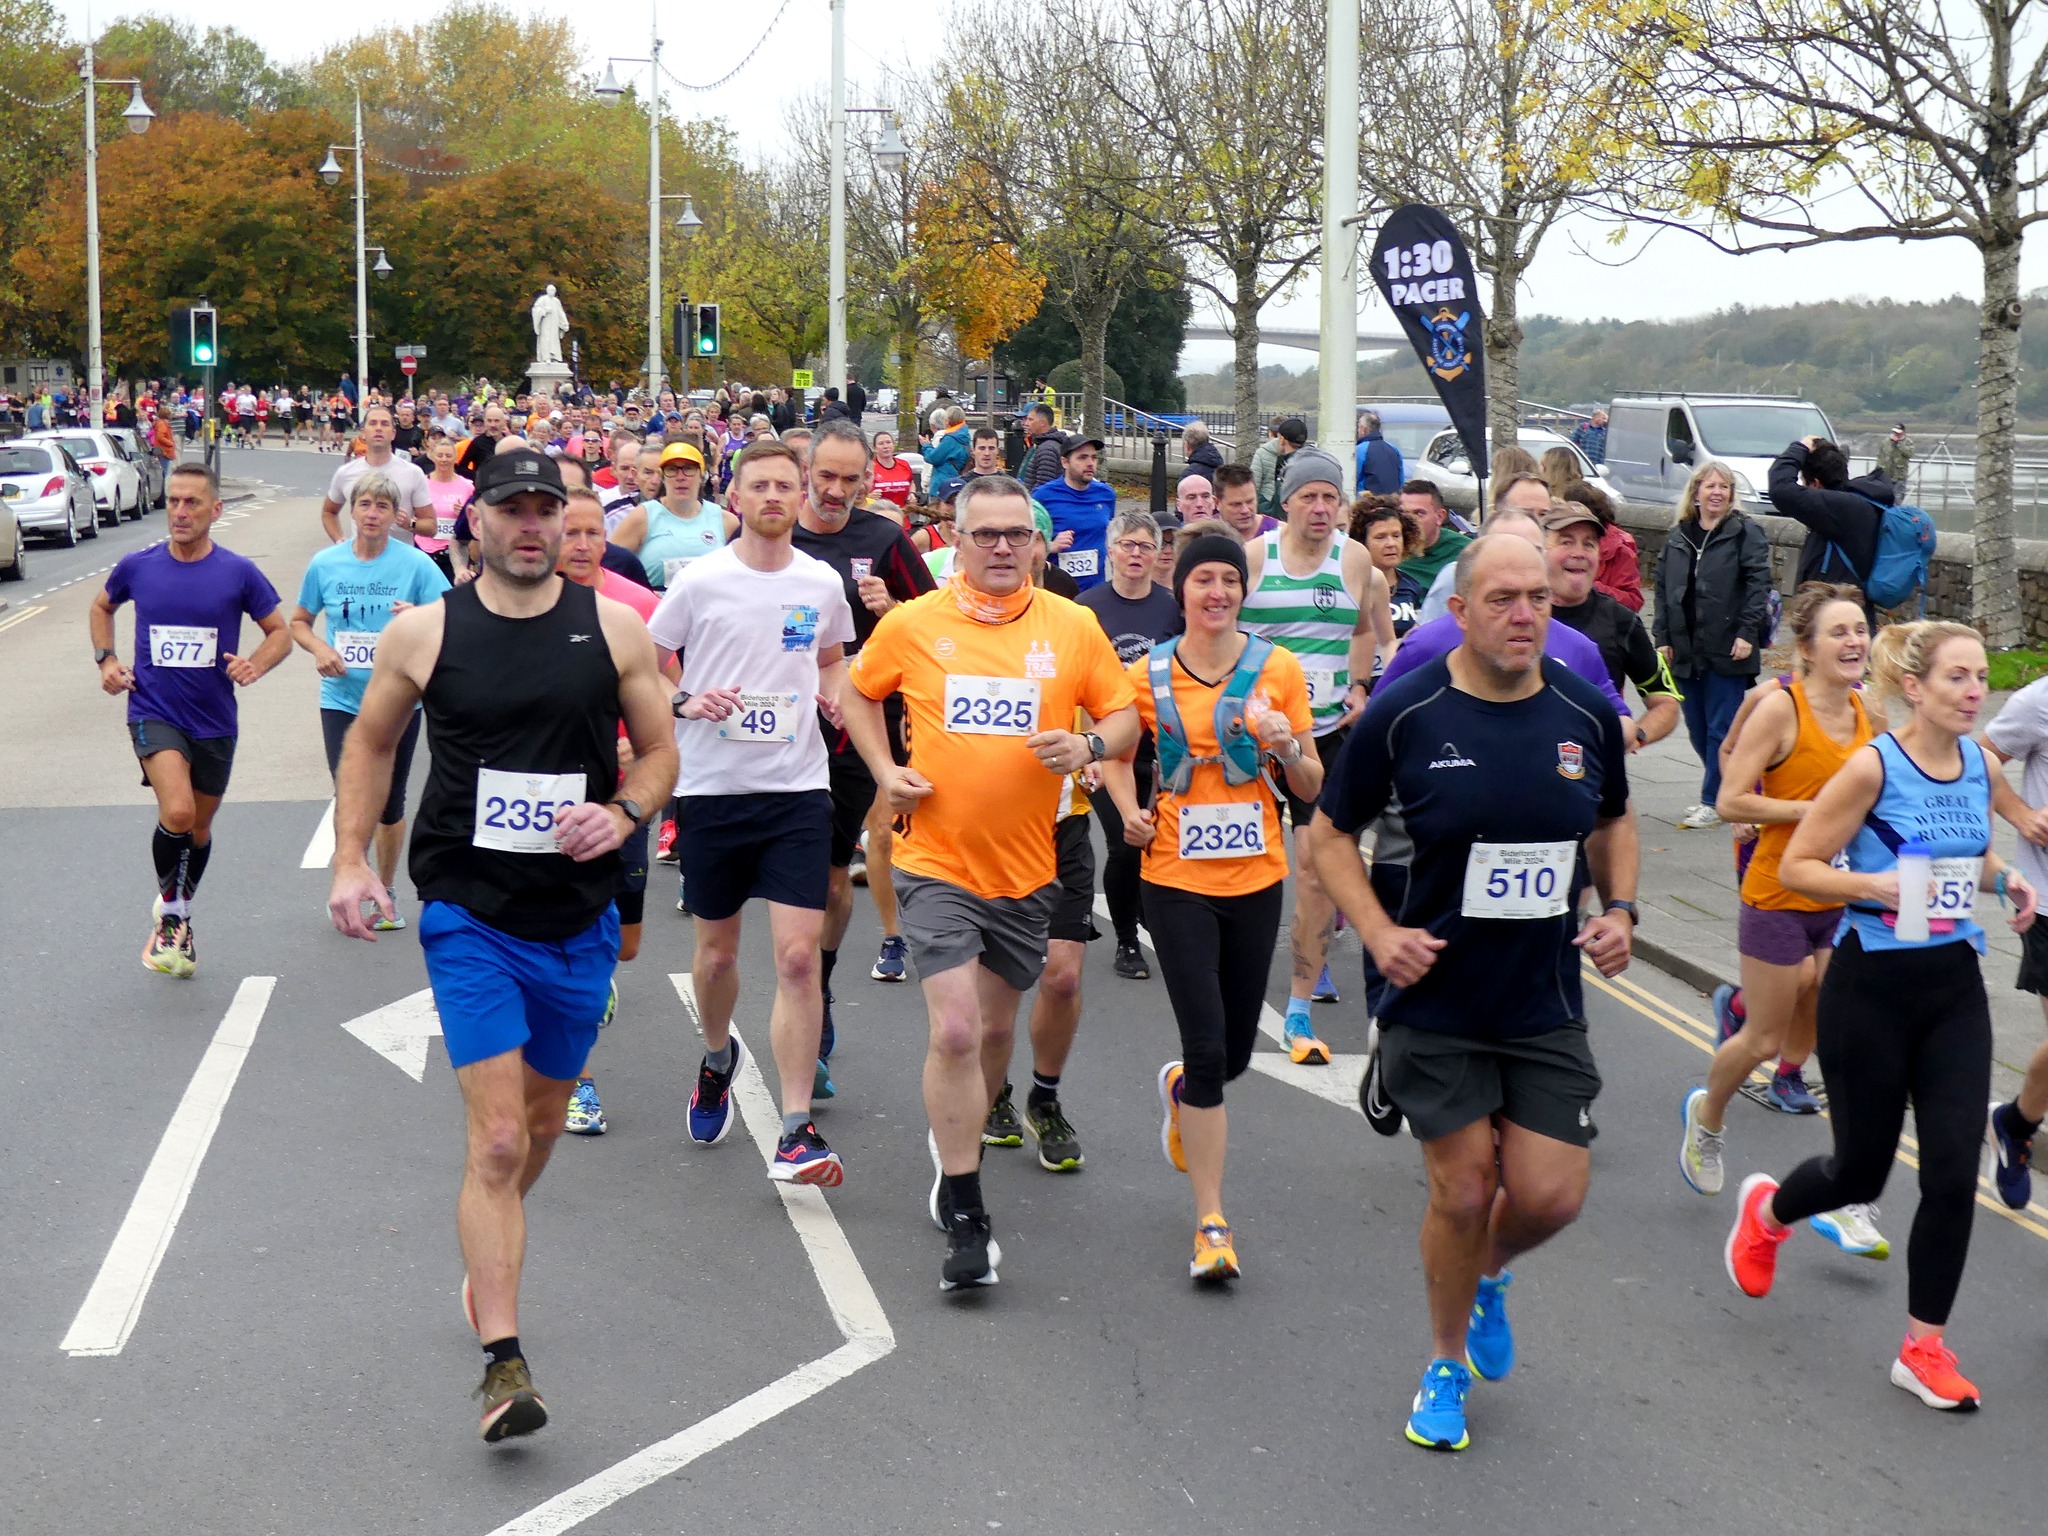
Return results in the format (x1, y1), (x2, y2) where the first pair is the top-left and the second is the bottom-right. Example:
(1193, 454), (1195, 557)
(564, 1078), (607, 1136)
(1312, 963), (1339, 1003)
(1767, 1065), (1821, 1114)
(1712, 984), (1741, 1046)
(1466, 1271), (1514, 1381)
(687, 1034), (745, 1145)
(813, 1057), (837, 1100)
(871, 935), (908, 983)
(1405, 1358), (1472, 1451)
(769, 1121), (844, 1186)
(1284, 1008), (1330, 1066)
(1987, 1100), (2035, 1209)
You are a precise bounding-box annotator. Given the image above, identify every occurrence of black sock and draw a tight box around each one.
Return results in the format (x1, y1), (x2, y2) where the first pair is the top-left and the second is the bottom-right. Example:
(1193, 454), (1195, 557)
(943, 1170), (984, 1217)
(482, 1335), (522, 1367)
(820, 946), (838, 998)
(152, 824), (192, 902)
(1028, 1072), (1060, 1110)
(182, 836), (212, 900)
(2007, 1103), (2043, 1141)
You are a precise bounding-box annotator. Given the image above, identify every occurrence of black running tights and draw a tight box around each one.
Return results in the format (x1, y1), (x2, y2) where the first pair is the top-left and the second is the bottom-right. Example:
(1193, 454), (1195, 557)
(1771, 931), (1991, 1326)
(1141, 879), (1284, 1109)
(1094, 796), (1143, 947)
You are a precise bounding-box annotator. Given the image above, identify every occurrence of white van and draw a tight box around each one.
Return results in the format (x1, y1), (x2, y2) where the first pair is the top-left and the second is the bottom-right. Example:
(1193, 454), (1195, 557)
(1602, 392), (1836, 513)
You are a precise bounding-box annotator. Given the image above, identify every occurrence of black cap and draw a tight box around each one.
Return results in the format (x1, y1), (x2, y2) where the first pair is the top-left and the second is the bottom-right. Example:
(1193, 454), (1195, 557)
(1060, 434), (1106, 456)
(1275, 417), (1308, 446)
(474, 449), (567, 506)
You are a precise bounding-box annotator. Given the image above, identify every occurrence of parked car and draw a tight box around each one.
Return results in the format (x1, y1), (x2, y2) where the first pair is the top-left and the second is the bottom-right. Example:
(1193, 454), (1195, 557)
(0, 493), (23, 580)
(1602, 391), (1835, 513)
(104, 426), (165, 509)
(0, 438), (96, 547)
(1409, 426), (1623, 513)
(20, 428), (144, 526)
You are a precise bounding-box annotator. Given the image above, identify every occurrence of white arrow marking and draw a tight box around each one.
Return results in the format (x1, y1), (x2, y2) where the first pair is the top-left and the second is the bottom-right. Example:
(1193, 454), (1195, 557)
(339, 988), (441, 1082)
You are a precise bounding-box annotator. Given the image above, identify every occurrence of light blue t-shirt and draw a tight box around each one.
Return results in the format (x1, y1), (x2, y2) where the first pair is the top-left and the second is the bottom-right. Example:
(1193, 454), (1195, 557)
(294, 540), (449, 714)
(1839, 732), (1992, 954)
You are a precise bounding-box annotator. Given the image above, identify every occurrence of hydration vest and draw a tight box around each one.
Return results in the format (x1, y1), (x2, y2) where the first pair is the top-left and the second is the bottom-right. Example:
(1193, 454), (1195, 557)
(1149, 633), (1278, 795)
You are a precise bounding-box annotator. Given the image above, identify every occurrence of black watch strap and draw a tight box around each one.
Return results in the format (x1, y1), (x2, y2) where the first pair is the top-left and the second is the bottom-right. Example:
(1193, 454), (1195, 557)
(1605, 900), (1639, 925)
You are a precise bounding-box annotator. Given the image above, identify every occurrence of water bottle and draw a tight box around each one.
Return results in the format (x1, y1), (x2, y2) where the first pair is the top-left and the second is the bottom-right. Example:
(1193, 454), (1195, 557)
(1894, 839), (1932, 943)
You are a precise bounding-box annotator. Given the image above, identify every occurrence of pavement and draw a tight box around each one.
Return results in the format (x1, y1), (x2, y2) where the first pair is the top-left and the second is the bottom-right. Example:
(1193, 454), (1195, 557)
(7, 460), (2048, 1532)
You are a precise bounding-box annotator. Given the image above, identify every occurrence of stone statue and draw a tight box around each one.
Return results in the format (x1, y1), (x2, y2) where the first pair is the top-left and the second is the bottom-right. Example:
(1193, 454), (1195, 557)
(531, 285), (570, 368)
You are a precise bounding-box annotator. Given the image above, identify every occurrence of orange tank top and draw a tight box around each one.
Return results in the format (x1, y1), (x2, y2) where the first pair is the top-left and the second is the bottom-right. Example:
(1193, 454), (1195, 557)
(1741, 680), (1873, 911)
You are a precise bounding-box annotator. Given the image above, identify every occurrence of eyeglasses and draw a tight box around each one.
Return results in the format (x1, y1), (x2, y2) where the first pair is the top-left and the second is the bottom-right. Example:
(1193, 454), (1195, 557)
(1111, 538), (1159, 555)
(966, 526), (1035, 549)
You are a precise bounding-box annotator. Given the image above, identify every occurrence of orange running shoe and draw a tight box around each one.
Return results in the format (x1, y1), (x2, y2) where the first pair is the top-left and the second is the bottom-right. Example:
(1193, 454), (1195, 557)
(1725, 1173), (1791, 1298)
(1191, 1213), (1240, 1281)
(1891, 1333), (1981, 1411)
(1157, 1061), (1186, 1172)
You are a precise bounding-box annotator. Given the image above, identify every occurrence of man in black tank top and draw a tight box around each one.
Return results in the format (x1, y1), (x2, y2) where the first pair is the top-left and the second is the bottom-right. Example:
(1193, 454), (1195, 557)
(327, 450), (677, 1444)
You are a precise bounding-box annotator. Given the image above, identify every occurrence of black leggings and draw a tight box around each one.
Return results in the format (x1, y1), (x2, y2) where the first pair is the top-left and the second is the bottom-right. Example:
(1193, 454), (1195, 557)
(1141, 879), (1284, 1108)
(1772, 930), (1991, 1326)
(321, 708), (422, 827)
(1093, 800), (1142, 947)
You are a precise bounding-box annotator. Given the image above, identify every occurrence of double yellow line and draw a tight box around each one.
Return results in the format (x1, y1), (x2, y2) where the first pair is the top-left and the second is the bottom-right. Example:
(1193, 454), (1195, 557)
(0, 603), (45, 635)
(1584, 963), (2048, 1243)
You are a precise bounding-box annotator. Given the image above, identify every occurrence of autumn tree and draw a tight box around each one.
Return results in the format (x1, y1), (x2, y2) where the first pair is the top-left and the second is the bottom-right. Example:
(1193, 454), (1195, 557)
(95, 14), (301, 119)
(0, 0), (108, 346)
(690, 160), (831, 373)
(911, 167), (1047, 416)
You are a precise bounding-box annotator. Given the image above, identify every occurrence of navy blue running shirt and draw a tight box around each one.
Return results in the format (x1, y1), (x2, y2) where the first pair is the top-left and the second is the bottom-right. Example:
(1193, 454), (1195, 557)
(1320, 655), (1629, 1038)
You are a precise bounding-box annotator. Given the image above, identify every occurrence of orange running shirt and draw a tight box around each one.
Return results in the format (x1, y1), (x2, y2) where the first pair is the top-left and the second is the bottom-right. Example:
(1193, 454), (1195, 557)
(1741, 679), (1873, 911)
(1128, 642), (1312, 897)
(849, 586), (1135, 899)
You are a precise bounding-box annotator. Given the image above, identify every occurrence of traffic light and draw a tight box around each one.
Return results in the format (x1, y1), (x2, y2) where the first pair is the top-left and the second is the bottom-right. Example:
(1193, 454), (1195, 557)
(694, 302), (720, 358)
(188, 306), (218, 367)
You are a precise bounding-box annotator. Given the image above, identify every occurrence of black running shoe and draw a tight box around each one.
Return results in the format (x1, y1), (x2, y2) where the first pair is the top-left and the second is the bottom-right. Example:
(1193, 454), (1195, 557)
(983, 1082), (1024, 1147)
(1025, 1096), (1084, 1172)
(1113, 942), (1150, 980)
(941, 1209), (1002, 1291)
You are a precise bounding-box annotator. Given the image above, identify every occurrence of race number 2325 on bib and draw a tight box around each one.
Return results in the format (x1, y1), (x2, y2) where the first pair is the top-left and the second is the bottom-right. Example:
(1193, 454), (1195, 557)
(149, 624), (217, 668)
(944, 675), (1040, 736)
(1461, 841), (1576, 920)
(473, 769), (587, 854)
(1178, 802), (1265, 860)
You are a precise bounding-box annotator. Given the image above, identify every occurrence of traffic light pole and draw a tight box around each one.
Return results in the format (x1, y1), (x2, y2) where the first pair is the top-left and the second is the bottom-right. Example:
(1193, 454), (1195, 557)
(202, 365), (216, 474)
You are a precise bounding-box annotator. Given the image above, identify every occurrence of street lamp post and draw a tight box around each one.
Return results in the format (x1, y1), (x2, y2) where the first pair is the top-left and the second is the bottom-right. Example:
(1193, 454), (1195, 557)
(824, 74), (908, 403)
(318, 91), (393, 399)
(76, 38), (153, 425)
(1318, 0), (1359, 492)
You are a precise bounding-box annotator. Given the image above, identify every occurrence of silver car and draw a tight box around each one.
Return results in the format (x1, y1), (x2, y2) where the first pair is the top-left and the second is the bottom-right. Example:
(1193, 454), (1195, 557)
(104, 426), (165, 509)
(1409, 426), (1625, 513)
(0, 439), (96, 547)
(21, 428), (145, 526)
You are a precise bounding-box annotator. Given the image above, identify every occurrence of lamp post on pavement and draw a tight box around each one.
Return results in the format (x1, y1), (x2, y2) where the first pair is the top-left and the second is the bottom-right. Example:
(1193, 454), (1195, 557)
(824, 55), (908, 405)
(1318, 0), (1359, 493)
(318, 91), (393, 400)
(76, 39), (153, 426)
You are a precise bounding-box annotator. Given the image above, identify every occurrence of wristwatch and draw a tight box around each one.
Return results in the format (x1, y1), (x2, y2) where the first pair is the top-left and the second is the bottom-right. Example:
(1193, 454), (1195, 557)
(1604, 900), (1639, 925)
(612, 796), (645, 827)
(670, 691), (693, 719)
(1083, 731), (1107, 763)
(94, 648), (118, 665)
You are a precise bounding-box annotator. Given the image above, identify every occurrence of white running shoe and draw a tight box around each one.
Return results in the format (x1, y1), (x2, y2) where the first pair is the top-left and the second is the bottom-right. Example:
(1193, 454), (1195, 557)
(1811, 1203), (1890, 1259)
(1680, 1086), (1725, 1195)
(1677, 804), (1724, 830)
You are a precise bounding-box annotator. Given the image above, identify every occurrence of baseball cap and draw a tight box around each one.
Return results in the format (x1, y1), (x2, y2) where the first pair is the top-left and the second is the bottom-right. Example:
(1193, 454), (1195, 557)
(1541, 503), (1603, 534)
(474, 450), (567, 506)
(1275, 416), (1308, 446)
(659, 441), (706, 470)
(930, 476), (966, 503)
(1060, 435), (1106, 457)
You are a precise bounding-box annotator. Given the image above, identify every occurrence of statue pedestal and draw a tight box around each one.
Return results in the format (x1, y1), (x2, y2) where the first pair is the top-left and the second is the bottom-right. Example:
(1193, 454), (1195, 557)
(527, 362), (573, 400)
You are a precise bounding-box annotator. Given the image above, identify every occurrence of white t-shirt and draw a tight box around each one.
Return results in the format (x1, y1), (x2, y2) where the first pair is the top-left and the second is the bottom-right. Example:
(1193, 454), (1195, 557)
(648, 543), (856, 797)
(1986, 677), (2048, 893)
(326, 454), (434, 541)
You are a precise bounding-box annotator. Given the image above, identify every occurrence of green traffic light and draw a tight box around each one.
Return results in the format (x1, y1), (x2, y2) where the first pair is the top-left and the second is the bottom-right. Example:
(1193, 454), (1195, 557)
(697, 337), (714, 354)
(194, 345), (214, 363)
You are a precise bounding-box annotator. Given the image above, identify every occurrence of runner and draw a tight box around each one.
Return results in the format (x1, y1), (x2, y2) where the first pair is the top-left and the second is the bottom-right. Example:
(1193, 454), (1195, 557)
(843, 473), (1139, 1289)
(1032, 435), (1116, 591)
(871, 429), (914, 507)
(320, 403), (434, 545)
(787, 421), (937, 1087)
(1079, 509), (1184, 979)
(1724, 620), (2035, 1412)
(1240, 446), (1387, 1052)
(1677, 583), (1890, 1259)
(613, 442), (736, 592)
(1353, 495), (1423, 650)
(649, 439), (857, 1182)
(918, 478), (964, 574)
(1980, 680), (2048, 1208)
(289, 471), (450, 930)
(414, 429), (473, 582)
(1215, 463), (1277, 543)
(327, 448), (678, 1441)
(1101, 532), (1320, 1279)
(1311, 533), (1638, 1452)
(91, 463), (291, 977)
(1543, 502), (1681, 749)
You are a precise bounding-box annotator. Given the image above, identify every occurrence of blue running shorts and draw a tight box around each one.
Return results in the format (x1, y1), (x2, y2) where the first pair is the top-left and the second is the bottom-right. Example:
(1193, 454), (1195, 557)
(418, 901), (619, 1081)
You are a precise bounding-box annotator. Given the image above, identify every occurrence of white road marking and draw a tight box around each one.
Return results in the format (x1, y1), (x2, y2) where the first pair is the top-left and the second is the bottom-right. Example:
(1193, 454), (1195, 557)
(60, 975), (277, 1357)
(338, 987), (442, 1082)
(299, 799), (336, 869)
(485, 973), (894, 1536)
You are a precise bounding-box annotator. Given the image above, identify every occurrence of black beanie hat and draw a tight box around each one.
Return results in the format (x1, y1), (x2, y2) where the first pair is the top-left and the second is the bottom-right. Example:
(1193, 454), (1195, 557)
(1172, 532), (1250, 608)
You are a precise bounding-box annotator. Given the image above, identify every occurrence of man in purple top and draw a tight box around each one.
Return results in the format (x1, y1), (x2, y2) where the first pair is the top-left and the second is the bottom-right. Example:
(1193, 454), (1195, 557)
(89, 462), (291, 977)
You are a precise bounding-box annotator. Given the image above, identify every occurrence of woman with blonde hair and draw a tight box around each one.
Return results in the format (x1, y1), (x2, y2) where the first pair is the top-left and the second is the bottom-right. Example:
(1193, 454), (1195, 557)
(1489, 444), (1537, 485)
(1723, 619), (2036, 1412)
(1538, 445), (1583, 500)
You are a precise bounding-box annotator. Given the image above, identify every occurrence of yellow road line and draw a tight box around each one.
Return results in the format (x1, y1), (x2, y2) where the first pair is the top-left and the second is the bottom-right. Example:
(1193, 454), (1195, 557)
(0, 603), (45, 634)
(1585, 965), (2048, 1243)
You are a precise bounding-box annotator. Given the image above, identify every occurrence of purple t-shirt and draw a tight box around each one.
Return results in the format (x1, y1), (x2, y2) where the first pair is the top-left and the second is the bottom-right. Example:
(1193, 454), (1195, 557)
(106, 542), (280, 739)
(1378, 611), (1627, 714)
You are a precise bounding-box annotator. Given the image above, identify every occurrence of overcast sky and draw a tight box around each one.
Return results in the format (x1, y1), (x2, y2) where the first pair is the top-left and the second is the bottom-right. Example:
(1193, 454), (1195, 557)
(69, 0), (2016, 369)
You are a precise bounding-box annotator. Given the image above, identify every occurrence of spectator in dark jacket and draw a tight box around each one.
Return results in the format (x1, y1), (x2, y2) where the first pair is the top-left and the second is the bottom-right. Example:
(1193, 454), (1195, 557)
(816, 386), (853, 424)
(1019, 402), (1064, 491)
(1654, 459), (1773, 828)
(1570, 409), (1608, 464)
(1182, 420), (1225, 479)
(1766, 436), (1890, 621)
(845, 377), (867, 419)
(1354, 409), (1404, 493)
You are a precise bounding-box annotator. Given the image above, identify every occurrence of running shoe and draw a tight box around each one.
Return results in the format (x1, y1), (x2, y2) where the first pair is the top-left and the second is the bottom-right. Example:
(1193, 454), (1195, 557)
(1891, 1332), (1981, 1411)
(477, 1358), (547, 1442)
(372, 886), (406, 932)
(1190, 1213), (1240, 1281)
(871, 934), (908, 982)
(564, 1079), (608, 1136)
(141, 912), (193, 978)
(1711, 983), (1742, 1046)
(1767, 1065), (1821, 1114)
(813, 1058), (836, 1101)
(940, 1209), (1001, 1290)
(1680, 1086), (1725, 1195)
(655, 817), (678, 862)
(769, 1121), (844, 1186)
(1312, 964), (1340, 1003)
(982, 1082), (1024, 1148)
(1113, 941), (1150, 980)
(848, 844), (868, 886)
(1359, 1020), (1404, 1136)
(1986, 1099), (2035, 1209)
(676, 875), (692, 916)
(687, 1035), (745, 1145)
(1677, 804), (1723, 830)
(1725, 1173), (1790, 1298)
(599, 979), (617, 1031)
(1025, 1096), (1084, 1172)
(927, 1128), (949, 1233)
(1157, 1061), (1187, 1172)
(1810, 1203), (1889, 1259)
(1405, 1359), (1472, 1452)
(1284, 1010), (1331, 1066)
(1466, 1271), (1514, 1381)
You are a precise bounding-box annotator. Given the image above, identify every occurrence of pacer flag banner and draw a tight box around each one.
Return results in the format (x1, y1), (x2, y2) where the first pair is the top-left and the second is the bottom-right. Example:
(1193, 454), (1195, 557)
(1369, 203), (1488, 473)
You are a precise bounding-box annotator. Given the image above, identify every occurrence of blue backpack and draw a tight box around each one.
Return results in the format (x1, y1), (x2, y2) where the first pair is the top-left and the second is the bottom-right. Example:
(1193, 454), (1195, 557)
(1830, 495), (1936, 611)
(1148, 633), (1277, 795)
